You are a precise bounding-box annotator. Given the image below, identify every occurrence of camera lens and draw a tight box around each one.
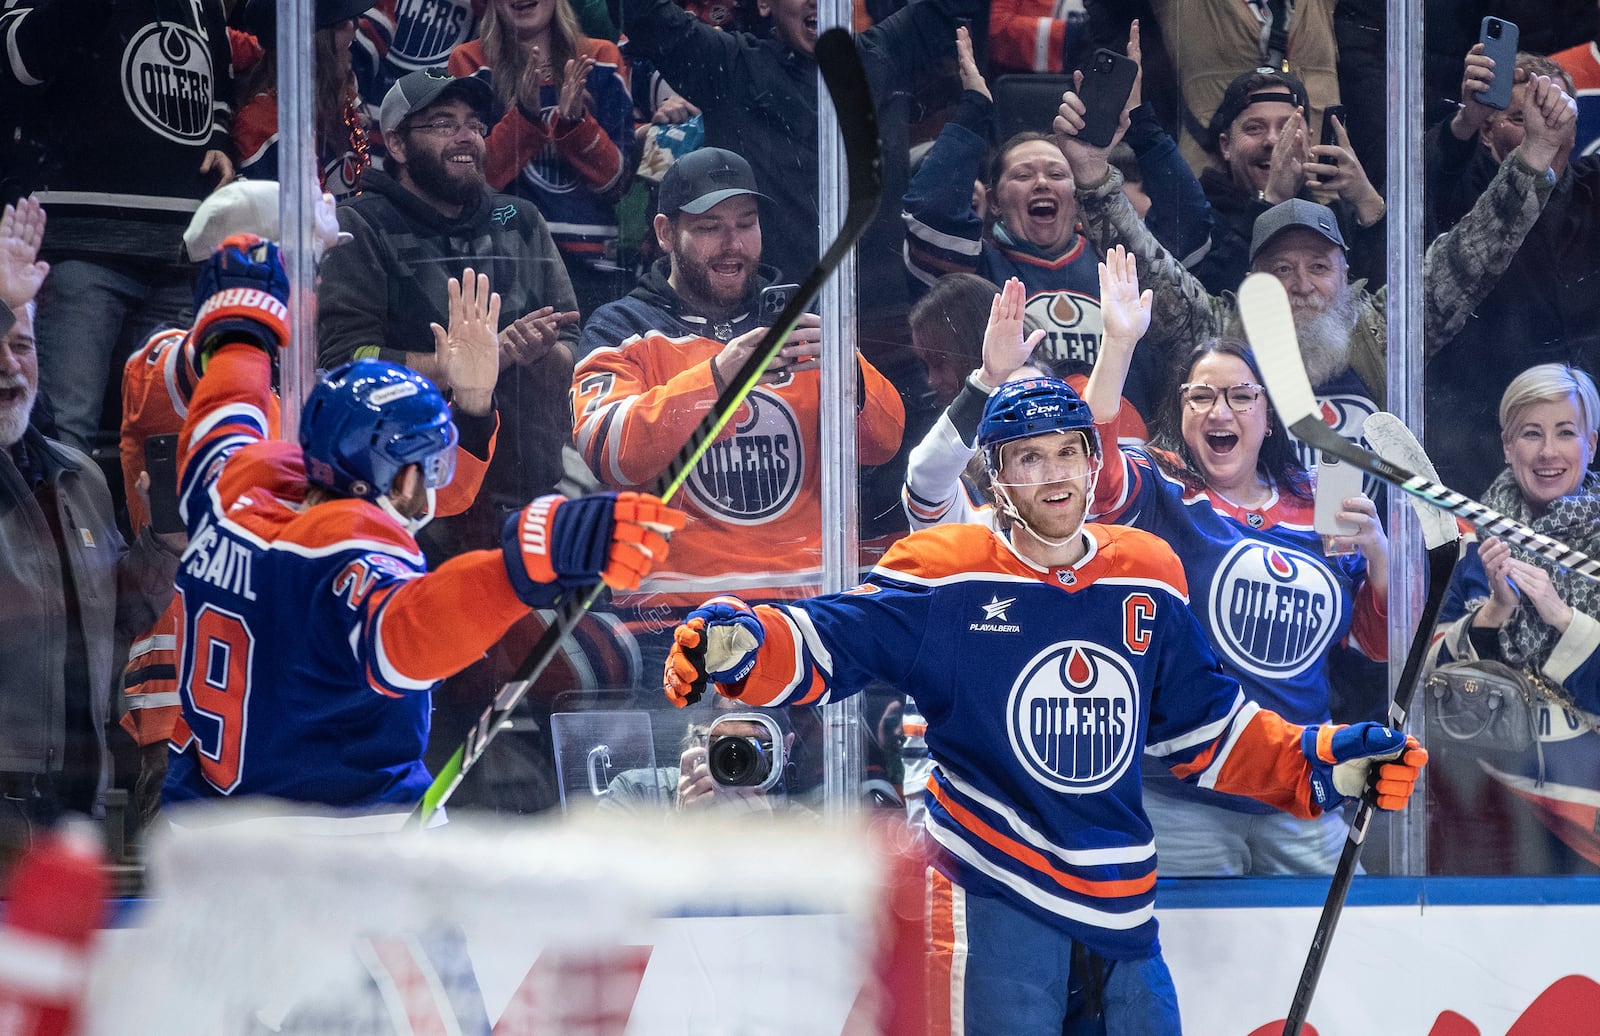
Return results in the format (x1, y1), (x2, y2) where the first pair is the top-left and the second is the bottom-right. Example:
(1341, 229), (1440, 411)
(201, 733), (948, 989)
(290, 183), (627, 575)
(1487, 20), (1502, 39)
(708, 735), (773, 787)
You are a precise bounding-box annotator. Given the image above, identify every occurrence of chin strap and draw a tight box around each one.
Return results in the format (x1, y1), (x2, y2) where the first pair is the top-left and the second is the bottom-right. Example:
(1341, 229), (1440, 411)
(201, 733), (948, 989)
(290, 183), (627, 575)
(376, 488), (436, 536)
(988, 463), (1100, 552)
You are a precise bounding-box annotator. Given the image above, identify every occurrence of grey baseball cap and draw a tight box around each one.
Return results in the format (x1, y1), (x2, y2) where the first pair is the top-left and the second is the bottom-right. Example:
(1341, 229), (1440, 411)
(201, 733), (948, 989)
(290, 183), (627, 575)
(1249, 198), (1346, 262)
(378, 68), (492, 136)
(658, 147), (769, 217)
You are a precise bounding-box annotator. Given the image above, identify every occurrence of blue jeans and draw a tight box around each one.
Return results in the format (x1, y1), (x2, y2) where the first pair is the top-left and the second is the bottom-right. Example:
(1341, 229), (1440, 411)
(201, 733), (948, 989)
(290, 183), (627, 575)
(929, 869), (1183, 1035)
(34, 259), (192, 453)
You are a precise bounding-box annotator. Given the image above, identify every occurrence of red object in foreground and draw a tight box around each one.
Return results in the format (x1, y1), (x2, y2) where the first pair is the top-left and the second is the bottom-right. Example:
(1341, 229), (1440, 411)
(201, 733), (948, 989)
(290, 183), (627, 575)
(0, 825), (109, 1036)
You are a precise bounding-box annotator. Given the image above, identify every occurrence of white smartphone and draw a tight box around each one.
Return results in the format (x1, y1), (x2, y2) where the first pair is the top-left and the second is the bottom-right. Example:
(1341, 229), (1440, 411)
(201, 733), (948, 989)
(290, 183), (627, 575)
(1314, 456), (1363, 539)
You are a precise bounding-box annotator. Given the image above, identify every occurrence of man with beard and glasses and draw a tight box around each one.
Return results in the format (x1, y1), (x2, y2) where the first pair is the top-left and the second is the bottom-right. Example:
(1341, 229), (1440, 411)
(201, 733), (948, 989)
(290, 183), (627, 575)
(1051, 72), (1577, 468)
(570, 146), (905, 696)
(318, 69), (590, 814)
(0, 198), (180, 875)
(320, 68), (582, 524)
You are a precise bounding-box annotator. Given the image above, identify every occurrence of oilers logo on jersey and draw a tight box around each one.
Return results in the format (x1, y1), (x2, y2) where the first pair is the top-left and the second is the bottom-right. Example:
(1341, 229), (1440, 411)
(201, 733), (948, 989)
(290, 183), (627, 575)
(122, 25), (214, 145)
(389, 0), (477, 70)
(1008, 641), (1139, 794)
(1295, 394), (1380, 497)
(1209, 541), (1338, 680)
(684, 390), (803, 525)
(1024, 290), (1104, 370)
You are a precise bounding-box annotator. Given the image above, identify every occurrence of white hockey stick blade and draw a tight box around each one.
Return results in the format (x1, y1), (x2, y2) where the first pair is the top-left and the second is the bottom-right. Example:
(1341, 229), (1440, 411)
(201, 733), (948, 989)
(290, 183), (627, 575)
(1238, 273), (1600, 581)
(1237, 273), (1319, 427)
(1361, 413), (1460, 551)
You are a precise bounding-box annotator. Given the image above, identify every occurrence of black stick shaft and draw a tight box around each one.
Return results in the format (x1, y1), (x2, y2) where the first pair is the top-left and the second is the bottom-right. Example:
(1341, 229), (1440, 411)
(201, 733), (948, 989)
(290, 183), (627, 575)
(1280, 541), (1458, 1035)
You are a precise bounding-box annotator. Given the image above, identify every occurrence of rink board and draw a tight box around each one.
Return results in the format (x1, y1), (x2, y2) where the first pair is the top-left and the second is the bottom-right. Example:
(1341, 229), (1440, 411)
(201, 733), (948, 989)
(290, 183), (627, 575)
(90, 877), (1600, 1034)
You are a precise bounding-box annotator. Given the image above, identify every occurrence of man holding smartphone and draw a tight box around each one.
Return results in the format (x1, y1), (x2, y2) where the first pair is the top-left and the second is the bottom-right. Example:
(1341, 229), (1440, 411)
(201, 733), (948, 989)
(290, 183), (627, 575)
(1187, 67), (1388, 298)
(571, 147), (905, 690)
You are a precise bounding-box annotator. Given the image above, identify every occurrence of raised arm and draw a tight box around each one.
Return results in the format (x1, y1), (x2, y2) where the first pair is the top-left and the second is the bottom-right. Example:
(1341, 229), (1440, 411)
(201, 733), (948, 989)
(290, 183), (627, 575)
(1081, 246), (1151, 425)
(1056, 79), (1229, 360)
(1422, 75), (1572, 353)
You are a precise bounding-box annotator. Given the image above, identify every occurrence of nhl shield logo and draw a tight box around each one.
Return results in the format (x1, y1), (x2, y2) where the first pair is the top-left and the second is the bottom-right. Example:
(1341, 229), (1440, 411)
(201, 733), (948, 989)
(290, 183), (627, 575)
(1007, 641), (1139, 794)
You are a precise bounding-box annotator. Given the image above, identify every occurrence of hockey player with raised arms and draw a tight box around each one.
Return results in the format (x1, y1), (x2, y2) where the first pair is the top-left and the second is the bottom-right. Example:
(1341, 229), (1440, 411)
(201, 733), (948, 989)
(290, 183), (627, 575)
(163, 235), (684, 821)
(663, 373), (1426, 1032)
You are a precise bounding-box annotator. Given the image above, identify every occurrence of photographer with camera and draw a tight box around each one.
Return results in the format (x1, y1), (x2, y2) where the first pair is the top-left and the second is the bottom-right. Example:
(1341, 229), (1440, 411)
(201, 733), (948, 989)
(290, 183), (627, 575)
(595, 705), (793, 815)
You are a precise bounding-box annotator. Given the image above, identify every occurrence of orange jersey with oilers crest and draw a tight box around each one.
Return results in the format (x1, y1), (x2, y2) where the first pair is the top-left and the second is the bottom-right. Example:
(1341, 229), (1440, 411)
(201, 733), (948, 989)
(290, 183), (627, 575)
(716, 520), (1329, 960)
(571, 331), (904, 606)
(118, 327), (496, 749)
(162, 344), (518, 811)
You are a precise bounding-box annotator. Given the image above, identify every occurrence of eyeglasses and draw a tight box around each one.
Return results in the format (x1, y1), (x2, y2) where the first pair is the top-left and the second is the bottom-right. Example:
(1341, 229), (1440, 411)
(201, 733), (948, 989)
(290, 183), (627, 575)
(1180, 382), (1265, 413)
(409, 119), (489, 138)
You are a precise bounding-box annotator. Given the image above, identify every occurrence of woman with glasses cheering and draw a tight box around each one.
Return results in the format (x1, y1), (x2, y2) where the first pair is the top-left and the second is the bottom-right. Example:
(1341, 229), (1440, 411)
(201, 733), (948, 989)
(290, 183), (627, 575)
(1075, 246), (1390, 876)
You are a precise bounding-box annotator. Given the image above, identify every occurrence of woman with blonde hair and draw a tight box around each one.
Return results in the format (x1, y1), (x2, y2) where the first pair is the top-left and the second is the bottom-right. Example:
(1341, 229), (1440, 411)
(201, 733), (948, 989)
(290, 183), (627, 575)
(450, 0), (634, 315)
(1427, 362), (1600, 874)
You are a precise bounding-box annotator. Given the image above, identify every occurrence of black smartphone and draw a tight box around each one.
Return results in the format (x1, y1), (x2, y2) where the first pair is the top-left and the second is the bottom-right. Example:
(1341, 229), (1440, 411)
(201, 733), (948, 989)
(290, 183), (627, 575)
(1474, 16), (1520, 110)
(1076, 48), (1139, 148)
(758, 282), (799, 321)
(1319, 104), (1347, 149)
(993, 74), (1076, 142)
(144, 433), (184, 535)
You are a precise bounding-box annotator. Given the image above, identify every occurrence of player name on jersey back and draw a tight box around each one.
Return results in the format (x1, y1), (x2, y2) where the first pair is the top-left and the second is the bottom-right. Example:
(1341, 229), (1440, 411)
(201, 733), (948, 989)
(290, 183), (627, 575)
(182, 514), (259, 601)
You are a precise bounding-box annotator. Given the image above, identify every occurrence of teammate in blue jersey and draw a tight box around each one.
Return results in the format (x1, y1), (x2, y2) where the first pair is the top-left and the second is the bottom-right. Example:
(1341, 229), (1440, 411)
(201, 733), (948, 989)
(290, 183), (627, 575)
(662, 375), (1425, 1034)
(163, 236), (684, 822)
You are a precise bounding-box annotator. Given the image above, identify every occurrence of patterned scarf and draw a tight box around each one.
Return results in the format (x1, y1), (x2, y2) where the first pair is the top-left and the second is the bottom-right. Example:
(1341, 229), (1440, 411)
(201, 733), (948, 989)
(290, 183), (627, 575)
(1479, 467), (1600, 669)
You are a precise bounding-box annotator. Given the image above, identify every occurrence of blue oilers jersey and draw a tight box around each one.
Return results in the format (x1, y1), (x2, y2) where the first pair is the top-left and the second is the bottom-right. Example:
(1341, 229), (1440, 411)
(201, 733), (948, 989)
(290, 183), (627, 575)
(1092, 439), (1387, 812)
(726, 521), (1324, 961)
(163, 345), (537, 814)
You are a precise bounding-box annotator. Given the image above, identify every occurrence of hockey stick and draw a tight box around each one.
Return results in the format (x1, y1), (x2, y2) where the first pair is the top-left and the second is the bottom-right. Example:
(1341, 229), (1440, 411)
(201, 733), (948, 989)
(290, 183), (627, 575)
(1271, 411), (1461, 1036)
(1236, 274), (1600, 582)
(411, 29), (883, 826)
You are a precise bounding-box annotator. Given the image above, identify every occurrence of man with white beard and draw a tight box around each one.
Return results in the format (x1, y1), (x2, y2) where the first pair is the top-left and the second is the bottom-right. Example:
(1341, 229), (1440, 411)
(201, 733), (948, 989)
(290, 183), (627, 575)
(0, 198), (180, 874)
(1051, 72), (1577, 460)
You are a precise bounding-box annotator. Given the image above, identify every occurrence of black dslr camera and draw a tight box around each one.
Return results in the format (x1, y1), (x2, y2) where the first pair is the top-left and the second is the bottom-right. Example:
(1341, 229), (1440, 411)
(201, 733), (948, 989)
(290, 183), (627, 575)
(706, 713), (786, 791)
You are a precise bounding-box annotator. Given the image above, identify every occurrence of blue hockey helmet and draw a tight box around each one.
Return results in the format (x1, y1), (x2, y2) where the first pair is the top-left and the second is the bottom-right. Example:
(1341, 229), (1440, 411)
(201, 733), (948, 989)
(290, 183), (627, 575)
(299, 359), (458, 500)
(977, 376), (1099, 470)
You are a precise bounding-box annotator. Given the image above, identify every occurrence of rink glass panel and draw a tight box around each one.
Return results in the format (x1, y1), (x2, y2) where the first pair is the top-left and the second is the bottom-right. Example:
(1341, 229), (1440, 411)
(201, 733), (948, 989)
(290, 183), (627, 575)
(29, 0), (1591, 880)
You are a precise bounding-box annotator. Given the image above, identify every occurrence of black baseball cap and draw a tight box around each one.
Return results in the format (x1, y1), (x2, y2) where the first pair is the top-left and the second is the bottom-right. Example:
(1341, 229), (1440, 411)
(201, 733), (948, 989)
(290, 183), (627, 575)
(658, 148), (769, 217)
(1250, 198), (1346, 262)
(378, 68), (493, 136)
(1208, 68), (1310, 149)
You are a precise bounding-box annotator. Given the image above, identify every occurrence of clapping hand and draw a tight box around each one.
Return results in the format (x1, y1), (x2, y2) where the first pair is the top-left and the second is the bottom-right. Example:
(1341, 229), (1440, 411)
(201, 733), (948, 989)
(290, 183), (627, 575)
(557, 54), (596, 121)
(499, 305), (579, 369)
(1263, 107), (1309, 205)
